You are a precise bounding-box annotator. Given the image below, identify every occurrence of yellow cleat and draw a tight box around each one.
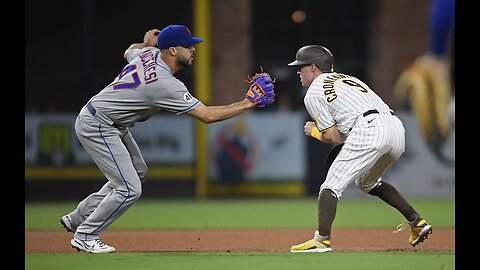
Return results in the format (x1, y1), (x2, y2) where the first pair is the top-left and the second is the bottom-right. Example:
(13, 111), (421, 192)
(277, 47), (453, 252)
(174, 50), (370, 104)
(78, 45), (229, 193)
(290, 230), (332, 253)
(395, 218), (433, 247)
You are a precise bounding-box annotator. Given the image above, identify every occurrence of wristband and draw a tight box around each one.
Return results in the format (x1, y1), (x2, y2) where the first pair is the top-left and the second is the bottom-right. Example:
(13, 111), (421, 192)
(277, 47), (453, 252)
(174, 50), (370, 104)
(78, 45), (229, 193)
(311, 126), (322, 141)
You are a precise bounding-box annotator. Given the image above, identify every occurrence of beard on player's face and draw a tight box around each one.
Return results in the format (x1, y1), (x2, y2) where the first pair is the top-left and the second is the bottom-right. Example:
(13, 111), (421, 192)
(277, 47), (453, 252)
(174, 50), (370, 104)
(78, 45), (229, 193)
(178, 55), (193, 68)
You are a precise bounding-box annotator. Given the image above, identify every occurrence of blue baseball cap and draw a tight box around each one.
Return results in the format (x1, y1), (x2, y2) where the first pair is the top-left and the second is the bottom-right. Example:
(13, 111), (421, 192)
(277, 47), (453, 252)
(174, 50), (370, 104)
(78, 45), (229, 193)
(157, 25), (203, 49)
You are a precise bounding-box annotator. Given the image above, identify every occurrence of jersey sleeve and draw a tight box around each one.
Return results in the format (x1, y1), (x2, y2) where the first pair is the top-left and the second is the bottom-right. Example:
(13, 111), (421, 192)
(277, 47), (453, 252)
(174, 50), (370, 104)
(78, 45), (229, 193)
(304, 95), (336, 132)
(126, 48), (143, 63)
(152, 79), (202, 114)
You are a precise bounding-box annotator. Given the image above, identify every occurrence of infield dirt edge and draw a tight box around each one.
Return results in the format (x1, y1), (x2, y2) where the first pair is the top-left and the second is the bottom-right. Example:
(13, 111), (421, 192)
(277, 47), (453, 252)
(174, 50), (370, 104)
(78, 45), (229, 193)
(26, 227), (454, 253)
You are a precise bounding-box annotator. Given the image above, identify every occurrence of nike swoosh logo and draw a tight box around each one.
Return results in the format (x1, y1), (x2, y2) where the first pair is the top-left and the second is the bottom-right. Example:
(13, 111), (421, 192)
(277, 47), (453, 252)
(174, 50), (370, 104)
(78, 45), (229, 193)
(367, 119), (375, 123)
(75, 239), (92, 249)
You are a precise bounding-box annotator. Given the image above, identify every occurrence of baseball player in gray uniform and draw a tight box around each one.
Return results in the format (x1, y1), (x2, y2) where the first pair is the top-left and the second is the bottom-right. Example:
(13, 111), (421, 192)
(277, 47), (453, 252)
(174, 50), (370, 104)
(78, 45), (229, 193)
(59, 25), (275, 253)
(287, 45), (432, 253)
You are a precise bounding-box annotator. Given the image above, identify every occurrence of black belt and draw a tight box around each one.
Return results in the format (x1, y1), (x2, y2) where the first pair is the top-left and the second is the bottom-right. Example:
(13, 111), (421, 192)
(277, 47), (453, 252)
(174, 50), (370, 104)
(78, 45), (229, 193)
(363, 109), (395, 117)
(86, 102), (125, 129)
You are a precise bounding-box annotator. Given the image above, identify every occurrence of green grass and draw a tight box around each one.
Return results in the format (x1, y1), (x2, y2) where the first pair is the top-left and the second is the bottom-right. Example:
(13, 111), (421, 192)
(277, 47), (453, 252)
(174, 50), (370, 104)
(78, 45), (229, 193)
(25, 197), (455, 230)
(25, 251), (455, 270)
(25, 197), (455, 270)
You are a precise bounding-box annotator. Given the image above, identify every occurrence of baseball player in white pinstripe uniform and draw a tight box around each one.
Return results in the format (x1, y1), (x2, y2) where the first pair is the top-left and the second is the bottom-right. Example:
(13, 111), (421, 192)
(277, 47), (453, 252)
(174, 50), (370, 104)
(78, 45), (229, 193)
(288, 45), (432, 253)
(58, 25), (275, 253)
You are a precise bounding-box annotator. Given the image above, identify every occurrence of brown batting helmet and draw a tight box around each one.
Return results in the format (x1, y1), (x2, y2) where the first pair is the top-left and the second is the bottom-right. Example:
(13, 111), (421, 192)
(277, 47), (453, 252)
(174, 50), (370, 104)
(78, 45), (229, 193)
(288, 45), (334, 72)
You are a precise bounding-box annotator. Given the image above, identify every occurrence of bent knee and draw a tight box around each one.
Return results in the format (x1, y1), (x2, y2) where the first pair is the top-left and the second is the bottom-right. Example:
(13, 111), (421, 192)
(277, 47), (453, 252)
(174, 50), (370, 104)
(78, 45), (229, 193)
(138, 167), (149, 183)
(130, 186), (142, 200)
(116, 185), (142, 201)
(319, 185), (342, 199)
(355, 178), (382, 194)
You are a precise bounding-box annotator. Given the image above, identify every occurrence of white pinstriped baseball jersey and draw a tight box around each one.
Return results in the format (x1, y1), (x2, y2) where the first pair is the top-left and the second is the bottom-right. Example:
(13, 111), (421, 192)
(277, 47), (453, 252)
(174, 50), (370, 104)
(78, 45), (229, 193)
(304, 72), (406, 198)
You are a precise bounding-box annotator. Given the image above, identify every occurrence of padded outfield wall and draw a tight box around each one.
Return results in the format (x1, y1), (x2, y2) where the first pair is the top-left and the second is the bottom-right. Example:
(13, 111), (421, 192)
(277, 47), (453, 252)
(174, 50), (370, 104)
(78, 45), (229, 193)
(25, 111), (454, 200)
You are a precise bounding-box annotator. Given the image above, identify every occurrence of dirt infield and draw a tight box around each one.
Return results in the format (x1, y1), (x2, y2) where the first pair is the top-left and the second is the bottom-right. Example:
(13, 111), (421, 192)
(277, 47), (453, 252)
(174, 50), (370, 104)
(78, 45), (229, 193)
(25, 228), (454, 253)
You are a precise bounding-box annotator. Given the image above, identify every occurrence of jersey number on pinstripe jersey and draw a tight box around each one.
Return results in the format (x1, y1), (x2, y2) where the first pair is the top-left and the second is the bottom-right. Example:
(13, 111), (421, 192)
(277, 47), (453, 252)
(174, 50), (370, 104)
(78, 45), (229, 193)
(341, 79), (367, 93)
(113, 64), (141, 90)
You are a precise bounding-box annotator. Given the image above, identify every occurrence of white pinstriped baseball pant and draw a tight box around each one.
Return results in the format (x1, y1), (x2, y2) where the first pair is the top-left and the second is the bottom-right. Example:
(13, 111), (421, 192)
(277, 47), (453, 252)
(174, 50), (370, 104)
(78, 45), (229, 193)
(320, 113), (405, 198)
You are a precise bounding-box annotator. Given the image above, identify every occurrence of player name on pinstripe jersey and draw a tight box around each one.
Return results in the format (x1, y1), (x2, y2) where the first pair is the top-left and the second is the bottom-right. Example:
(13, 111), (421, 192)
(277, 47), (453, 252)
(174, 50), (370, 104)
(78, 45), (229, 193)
(304, 72), (392, 136)
(321, 73), (353, 102)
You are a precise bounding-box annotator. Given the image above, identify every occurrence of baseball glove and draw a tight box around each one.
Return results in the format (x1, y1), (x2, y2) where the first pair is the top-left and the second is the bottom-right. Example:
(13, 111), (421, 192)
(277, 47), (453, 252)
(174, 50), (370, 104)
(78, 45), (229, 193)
(245, 67), (276, 107)
(324, 143), (344, 171)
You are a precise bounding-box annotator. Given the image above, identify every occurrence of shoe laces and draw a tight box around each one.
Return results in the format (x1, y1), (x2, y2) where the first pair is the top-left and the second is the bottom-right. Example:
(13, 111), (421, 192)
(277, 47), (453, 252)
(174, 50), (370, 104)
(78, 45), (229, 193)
(95, 239), (107, 247)
(393, 222), (409, 234)
(320, 239), (331, 248)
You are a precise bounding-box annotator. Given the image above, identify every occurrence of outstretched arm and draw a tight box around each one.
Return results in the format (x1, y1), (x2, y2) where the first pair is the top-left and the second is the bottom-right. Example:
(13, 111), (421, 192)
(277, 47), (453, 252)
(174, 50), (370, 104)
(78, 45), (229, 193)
(187, 99), (255, 124)
(188, 70), (276, 124)
(123, 29), (160, 60)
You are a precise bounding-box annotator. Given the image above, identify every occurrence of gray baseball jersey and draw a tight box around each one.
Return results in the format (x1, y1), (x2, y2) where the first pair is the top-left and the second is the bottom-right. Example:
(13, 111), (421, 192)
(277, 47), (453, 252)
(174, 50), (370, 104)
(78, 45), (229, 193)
(70, 47), (201, 241)
(90, 47), (201, 127)
(304, 72), (405, 198)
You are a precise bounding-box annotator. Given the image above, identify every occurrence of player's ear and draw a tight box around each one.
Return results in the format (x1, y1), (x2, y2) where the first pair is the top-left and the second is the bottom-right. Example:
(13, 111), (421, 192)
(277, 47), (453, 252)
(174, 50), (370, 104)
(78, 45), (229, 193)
(169, 47), (177, 56)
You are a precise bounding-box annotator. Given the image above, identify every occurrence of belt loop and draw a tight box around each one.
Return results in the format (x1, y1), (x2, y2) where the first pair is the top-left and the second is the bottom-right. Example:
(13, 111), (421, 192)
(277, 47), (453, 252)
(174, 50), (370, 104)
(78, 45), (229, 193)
(87, 102), (96, 116)
(85, 102), (122, 128)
